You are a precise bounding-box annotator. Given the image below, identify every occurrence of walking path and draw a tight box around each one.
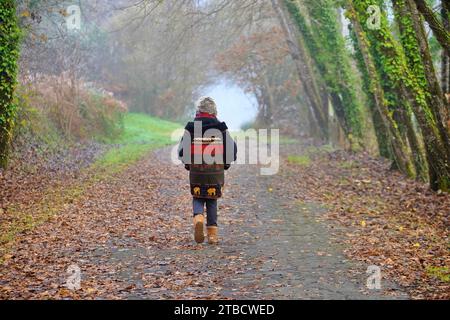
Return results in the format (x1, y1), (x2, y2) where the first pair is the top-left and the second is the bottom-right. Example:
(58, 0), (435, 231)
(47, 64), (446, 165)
(0, 146), (407, 299)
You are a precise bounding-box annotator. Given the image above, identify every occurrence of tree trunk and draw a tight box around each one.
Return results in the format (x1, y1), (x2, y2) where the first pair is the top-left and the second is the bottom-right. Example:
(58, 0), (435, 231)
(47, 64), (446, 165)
(442, 0), (450, 95)
(261, 72), (275, 127)
(346, 3), (416, 177)
(372, 106), (392, 159)
(350, 0), (450, 191)
(393, 0), (450, 188)
(270, 0), (329, 141)
(284, 0), (366, 148)
(402, 0), (449, 129)
(397, 98), (429, 181)
(413, 0), (450, 55)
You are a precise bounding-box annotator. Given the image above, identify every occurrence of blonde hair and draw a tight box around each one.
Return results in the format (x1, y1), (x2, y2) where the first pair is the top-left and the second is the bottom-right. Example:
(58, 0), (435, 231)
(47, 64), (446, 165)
(196, 96), (217, 115)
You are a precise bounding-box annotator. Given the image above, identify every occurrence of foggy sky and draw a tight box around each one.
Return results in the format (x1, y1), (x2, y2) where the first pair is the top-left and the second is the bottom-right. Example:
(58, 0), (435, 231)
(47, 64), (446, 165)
(201, 79), (257, 131)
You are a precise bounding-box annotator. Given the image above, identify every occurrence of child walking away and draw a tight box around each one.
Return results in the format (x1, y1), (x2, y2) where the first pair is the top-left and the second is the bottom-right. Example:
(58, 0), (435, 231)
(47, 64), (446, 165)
(178, 97), (237, 244)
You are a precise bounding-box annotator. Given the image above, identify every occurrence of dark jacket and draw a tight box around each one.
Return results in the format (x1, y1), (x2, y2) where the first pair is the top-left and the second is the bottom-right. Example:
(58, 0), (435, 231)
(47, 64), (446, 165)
(178, 115), (237, 199)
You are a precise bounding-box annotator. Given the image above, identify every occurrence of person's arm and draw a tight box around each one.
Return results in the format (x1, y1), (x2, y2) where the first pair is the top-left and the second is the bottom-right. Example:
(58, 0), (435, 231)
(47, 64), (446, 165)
(224, 130), (237, 170)
(178, 131), (191, 171)
(178, 137), (184, 159)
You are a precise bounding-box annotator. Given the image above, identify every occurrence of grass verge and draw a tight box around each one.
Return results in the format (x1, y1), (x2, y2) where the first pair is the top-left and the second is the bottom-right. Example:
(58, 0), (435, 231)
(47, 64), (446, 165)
(94, 113), (181, 173)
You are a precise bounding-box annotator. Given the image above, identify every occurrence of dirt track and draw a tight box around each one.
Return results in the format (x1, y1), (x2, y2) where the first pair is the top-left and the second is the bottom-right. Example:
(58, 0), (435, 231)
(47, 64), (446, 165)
(0, 145), (410, 299)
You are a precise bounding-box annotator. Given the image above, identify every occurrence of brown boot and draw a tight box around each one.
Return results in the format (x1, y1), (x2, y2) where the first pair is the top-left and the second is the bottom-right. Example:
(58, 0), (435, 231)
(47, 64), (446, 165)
(193, 215), (205, 244)
(207, 226), (219, 245)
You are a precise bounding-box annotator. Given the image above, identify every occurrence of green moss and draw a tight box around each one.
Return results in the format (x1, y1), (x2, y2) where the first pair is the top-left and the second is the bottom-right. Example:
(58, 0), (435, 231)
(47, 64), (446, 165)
(426, 266), (450, 283)
(339, 160), (356, 169)
(305, 144), (335, 155)
(287, 155), (312, 167)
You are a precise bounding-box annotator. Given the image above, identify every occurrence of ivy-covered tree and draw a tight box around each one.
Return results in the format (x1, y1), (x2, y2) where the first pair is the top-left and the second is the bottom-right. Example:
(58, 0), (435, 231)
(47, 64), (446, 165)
(350, 0), (450, 191)
(271, 0), (330, 142)
(391, 0), (447, 181)
(283, 0), (367, 149)
(0, 1), (21, 169)
(441, 0), (450, 95)
(346, 3), (416, 177)
(413, 0), (450, 55)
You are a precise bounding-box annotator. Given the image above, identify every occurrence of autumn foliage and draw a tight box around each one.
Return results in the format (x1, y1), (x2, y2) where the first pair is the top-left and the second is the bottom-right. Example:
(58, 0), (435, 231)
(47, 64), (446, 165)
(19, 74), (127, 140)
